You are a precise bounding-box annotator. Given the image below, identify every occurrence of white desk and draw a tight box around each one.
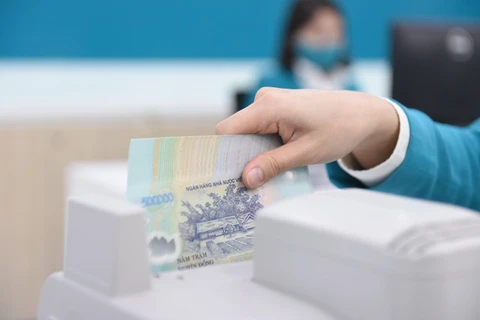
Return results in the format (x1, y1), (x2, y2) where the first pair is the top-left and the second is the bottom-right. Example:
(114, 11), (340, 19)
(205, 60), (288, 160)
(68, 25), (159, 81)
(0, 59), (390, 124)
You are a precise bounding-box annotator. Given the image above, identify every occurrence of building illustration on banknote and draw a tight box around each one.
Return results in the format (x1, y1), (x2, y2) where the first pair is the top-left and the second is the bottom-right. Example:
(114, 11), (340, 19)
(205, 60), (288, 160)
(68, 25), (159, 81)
(128, 135), (313, 272)
(178, 183), (261, 260)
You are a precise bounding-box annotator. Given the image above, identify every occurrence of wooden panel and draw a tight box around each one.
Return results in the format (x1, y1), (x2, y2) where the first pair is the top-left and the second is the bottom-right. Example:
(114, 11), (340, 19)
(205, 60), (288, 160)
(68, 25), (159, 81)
(0, 117), (218, 320)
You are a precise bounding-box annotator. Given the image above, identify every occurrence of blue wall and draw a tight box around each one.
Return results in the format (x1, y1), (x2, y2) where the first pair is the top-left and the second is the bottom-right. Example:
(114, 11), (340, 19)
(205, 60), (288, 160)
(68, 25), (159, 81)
(1, 0), (479, 59)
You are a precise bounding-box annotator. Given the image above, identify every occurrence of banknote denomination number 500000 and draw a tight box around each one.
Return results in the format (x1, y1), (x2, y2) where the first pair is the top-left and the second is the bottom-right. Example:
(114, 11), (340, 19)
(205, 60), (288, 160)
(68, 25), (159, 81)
(141, 192), (175, 208)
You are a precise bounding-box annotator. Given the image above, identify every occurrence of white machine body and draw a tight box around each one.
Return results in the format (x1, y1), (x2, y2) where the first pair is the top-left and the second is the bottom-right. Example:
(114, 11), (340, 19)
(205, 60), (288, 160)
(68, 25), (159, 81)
(38, 189), (480, 320)
(254, 190), (480, 320)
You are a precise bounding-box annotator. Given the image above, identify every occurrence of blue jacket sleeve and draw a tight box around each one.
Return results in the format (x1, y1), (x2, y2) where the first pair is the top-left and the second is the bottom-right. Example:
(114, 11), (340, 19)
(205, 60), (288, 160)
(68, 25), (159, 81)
(327, 104), (480, 211)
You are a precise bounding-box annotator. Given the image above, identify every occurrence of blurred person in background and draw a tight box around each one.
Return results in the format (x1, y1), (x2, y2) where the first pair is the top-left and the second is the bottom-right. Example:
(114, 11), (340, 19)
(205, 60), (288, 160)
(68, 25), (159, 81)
(243, 0), (358, 108)
(244, 0), (359, 190)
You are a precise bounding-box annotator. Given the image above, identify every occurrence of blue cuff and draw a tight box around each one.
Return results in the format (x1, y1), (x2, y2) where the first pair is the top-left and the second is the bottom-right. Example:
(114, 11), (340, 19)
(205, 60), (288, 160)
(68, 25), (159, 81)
(327, 102), (437, 197)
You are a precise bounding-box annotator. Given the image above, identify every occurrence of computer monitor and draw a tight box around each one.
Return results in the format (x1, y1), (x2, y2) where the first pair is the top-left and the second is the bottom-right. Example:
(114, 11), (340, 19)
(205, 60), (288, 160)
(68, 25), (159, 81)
(392, 22), (480, 126)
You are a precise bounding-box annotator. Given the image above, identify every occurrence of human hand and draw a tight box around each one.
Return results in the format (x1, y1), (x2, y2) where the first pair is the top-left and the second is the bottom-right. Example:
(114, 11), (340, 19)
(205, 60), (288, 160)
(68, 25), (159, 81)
(216, 88), (399, 189)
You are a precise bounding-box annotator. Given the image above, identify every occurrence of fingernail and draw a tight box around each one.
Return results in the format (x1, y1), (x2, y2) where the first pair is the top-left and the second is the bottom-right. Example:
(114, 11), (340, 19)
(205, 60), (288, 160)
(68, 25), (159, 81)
(247, 167), (264, 188)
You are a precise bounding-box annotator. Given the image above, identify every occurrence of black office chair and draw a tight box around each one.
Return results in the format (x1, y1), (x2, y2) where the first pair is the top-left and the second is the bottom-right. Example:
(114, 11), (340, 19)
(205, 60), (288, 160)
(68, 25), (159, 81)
(234, 90), (249, 114)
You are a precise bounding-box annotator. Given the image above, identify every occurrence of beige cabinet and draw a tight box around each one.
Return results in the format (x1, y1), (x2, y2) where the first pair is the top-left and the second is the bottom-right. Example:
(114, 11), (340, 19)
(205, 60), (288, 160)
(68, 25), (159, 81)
(0, 116), (218, 320)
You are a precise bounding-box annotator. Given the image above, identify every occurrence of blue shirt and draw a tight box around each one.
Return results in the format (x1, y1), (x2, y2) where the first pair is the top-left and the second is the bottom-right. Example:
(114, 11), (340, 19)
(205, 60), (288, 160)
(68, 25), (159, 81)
(327, 103), (480, 211)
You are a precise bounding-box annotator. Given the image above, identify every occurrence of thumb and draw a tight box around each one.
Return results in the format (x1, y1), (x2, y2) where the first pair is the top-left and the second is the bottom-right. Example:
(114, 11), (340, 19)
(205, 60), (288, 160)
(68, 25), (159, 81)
(242, 140), (314, 189)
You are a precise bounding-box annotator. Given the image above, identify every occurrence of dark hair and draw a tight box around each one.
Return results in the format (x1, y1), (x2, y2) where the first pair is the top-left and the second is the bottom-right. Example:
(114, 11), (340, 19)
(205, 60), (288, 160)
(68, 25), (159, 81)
(280, 0), (350, 71)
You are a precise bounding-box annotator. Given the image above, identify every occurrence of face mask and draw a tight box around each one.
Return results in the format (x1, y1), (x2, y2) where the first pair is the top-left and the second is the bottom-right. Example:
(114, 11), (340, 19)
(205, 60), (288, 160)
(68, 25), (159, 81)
(295, 43), (347, 72)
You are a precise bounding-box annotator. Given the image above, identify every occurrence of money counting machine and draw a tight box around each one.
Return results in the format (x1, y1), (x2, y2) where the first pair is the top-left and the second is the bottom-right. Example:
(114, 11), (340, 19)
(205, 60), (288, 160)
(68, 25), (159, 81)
(38, 189), (480, 320)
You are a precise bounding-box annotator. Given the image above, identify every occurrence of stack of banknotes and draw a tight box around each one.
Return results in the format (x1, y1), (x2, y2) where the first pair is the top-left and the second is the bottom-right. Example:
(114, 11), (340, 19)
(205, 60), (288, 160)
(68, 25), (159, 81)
(127, 135), (313, 273)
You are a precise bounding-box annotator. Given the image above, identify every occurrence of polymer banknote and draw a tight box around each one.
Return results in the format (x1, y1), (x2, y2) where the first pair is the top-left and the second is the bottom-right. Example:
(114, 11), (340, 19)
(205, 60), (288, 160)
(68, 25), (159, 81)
(127, 135), (313, 273)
